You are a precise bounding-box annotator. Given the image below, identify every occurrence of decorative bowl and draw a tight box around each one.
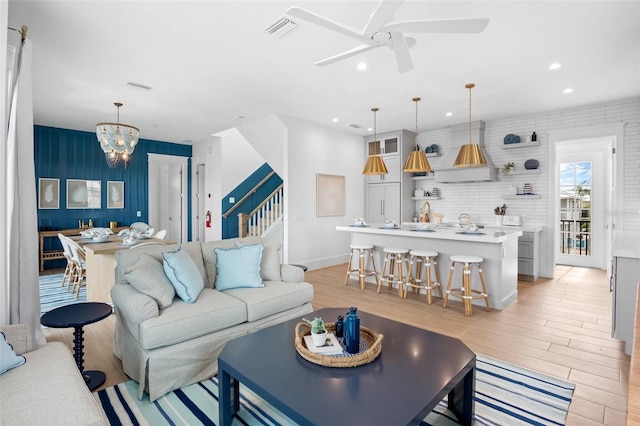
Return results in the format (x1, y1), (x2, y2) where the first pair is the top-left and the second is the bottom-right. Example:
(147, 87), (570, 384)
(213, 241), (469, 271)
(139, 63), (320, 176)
(92, 235), (108, 243)
(503, 134), (521, 144)
(524, 159), (539, 170)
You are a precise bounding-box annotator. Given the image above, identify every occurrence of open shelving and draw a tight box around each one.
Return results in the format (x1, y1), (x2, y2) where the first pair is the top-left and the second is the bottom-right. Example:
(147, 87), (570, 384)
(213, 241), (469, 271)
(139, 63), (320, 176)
(501, 141), (541, 149)
(503, 194), (541, 200)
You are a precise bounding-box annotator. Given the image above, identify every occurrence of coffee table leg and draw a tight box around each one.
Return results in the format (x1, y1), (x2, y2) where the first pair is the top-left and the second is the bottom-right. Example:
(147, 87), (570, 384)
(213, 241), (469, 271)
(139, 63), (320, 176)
(448, 366), (475, 426)
(219, 368), (240, 426)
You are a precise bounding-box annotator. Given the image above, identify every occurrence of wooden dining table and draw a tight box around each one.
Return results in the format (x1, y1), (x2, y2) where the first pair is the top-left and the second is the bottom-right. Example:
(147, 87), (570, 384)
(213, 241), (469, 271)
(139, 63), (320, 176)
(72, 235), (172, 303)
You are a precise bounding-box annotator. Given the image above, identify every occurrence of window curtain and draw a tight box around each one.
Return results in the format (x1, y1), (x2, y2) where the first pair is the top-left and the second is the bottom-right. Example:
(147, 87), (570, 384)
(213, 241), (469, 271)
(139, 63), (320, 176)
(4, 33), (44, 346)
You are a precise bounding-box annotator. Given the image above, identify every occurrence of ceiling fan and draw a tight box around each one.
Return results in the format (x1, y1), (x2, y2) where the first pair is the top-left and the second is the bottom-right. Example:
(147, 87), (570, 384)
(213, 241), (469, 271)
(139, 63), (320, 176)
(286, 0), (489, 73)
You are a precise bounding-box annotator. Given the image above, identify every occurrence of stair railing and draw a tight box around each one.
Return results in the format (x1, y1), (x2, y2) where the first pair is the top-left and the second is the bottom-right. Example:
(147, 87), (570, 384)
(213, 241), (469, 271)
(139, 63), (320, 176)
(238, 184), (283, 237)
(222, 171), (276, 219)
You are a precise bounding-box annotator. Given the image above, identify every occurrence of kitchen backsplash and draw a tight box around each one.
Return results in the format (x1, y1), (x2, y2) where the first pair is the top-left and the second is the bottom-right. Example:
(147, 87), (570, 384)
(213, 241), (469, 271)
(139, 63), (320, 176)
(413, 97), (639, 230)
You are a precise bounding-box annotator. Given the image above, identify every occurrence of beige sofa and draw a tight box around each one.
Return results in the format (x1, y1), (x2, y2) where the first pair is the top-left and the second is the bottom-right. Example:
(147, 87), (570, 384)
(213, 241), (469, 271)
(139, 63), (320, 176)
(111, 236), (314, 401)
(0, 324), (107, 426)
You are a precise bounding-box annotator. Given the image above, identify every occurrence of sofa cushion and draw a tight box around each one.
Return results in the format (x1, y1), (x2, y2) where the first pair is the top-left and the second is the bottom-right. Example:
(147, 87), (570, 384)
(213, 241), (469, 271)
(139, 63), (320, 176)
(0, 342), (106, 425)
(201, 236), (262, 288)
(215, 244), (264, 291)
(224, 281), (314, 322)
(138, 288), (248, 350)
(0, 332), (26, 375)
(163, 246), (204, 303)
(124, 254), (176, 309)
(237, 241), (282, 282)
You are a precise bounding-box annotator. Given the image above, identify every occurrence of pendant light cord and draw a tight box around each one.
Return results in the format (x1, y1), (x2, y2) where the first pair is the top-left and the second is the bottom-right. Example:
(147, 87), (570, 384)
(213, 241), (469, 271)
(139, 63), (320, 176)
(466, 83), (475, 143)
(413, 97), (420, 149)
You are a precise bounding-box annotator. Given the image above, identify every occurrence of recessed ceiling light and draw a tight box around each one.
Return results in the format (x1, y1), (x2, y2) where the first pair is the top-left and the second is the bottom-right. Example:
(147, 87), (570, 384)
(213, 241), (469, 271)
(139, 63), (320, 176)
(367, 127), (373, 132)
(549, 62), (562, 71)
(332, 118), (339, 123)
(357, 62), (367, 71)
(149, 123), (158, 128)
(446, 112), (453, 117)
(563, 88), (574, 94)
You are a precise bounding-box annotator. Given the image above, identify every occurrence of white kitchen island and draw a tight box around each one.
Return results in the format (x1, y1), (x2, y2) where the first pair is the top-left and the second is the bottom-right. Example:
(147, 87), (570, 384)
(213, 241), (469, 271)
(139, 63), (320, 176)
(336, 224), (523, 310)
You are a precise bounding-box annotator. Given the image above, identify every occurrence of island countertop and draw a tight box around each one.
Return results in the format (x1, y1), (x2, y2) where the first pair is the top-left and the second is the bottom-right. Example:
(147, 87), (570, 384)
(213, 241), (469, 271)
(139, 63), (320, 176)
(336, 224), (522, 243)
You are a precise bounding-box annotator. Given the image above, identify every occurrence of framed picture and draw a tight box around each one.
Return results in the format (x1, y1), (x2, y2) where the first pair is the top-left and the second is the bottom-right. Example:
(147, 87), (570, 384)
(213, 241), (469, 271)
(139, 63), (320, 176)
(66, 179), (101, 209)
(316, 173), (345, 217)
(38, 178), (59, 209)
(107, 181), (124, 209)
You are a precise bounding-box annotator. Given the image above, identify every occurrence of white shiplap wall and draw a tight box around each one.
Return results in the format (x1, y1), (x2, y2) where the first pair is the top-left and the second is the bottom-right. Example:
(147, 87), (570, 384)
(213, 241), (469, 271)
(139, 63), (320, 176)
(414, 97), (640, 231)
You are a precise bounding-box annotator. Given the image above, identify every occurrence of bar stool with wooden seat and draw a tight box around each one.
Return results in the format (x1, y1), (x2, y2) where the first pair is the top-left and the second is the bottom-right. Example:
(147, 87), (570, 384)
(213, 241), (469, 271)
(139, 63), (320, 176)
(377, 248), (409, 298)
(344, 244), (379, 290)
(443, 255), (490, 316)
(404, 249), (442, 304)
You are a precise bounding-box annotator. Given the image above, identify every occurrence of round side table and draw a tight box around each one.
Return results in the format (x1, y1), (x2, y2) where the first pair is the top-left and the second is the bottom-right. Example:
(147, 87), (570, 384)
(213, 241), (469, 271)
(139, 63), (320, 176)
(41, 302), (112, 391)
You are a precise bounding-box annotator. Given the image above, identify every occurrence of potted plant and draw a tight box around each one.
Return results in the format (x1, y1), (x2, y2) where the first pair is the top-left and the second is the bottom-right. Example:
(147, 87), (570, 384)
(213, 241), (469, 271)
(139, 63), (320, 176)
(304, 317), (327, 346)
(501, 162), (515, 175)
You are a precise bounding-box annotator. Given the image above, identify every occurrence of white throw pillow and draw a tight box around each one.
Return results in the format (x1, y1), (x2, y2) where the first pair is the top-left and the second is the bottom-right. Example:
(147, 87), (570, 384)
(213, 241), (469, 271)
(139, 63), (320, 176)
(124, 254), (176, 309)
(0, 332), (26, 375)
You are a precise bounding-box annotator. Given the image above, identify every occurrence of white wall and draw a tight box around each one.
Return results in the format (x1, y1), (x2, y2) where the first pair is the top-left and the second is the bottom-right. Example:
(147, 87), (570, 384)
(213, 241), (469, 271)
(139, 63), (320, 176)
(280, 116), (364, 269)
(236, 115), (286, 177)
(216, 127), (263, 196)
(192, 137), (222, 241)
(1, 0), (10, 325)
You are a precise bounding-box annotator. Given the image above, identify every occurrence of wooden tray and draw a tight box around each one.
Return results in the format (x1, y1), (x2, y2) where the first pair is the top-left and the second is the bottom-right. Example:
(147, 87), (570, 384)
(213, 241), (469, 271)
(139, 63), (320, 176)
(294, 322), (383, 368)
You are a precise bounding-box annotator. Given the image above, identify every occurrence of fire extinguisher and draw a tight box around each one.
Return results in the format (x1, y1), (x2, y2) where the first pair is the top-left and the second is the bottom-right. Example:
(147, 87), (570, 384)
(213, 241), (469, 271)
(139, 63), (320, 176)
(205, 210), (212, 228)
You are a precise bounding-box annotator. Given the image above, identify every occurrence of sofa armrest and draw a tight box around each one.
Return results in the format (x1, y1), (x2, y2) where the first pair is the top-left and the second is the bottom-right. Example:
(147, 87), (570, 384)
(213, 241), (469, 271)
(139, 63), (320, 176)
(0, 324), (31, 355)
(280, 264), (304, 283)
(111, 284), (160, 334)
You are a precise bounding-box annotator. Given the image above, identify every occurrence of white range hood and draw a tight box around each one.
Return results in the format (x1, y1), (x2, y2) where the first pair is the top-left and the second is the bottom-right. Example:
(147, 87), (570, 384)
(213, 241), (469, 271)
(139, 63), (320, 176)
(435, 120), (498, 183)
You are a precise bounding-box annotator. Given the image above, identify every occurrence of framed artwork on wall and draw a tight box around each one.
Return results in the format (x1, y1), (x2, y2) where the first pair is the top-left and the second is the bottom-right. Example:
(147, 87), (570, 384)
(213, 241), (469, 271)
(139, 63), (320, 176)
(38, 178), (59, 209)
(66, 179), (101, 209)
(107, 181), (124, 209)
(316, 173), (345, 217)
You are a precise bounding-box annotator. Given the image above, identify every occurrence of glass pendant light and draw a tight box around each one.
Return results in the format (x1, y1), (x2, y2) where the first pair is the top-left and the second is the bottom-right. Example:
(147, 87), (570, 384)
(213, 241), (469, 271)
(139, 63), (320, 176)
(362, 107), (388, 175)
(403, 97), (432, 173)
(454, 83), (487, 168)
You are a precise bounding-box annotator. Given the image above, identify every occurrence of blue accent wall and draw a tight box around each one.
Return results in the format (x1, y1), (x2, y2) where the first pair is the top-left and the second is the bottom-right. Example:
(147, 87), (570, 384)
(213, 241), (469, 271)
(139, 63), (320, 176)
(35, 125), (192, 267)
(221, 163), (283, 239)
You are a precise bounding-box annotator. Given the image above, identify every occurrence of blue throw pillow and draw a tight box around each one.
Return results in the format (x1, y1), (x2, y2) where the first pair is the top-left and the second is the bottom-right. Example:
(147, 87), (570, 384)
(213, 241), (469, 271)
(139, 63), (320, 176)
(0, 332), (26, 375)
(162, 246), (204, 303)
(215, 244), (264, 291)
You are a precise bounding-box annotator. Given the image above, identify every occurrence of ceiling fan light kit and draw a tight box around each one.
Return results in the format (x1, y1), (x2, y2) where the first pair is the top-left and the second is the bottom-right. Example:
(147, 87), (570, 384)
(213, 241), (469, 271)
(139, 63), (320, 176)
(286, 0), (489, 73)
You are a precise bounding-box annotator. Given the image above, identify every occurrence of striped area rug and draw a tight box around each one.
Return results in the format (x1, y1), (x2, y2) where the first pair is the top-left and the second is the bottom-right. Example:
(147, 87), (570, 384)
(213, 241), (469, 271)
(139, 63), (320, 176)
(39, 273), (86, 315)
(96, 355), (574, 425)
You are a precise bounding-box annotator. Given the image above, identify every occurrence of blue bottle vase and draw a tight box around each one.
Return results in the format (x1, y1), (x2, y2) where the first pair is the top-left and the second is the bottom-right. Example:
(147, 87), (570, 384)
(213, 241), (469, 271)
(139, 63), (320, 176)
(344, 307), (360, 354)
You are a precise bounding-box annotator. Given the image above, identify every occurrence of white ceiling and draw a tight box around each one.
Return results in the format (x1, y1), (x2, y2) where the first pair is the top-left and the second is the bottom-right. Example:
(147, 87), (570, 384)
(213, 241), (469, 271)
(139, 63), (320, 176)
(7, 1), (640, 144)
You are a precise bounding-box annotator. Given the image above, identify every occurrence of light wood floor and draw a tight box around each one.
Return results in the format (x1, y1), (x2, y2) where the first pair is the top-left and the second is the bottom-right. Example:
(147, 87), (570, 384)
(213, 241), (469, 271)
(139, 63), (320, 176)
(42, 264), (629, 425)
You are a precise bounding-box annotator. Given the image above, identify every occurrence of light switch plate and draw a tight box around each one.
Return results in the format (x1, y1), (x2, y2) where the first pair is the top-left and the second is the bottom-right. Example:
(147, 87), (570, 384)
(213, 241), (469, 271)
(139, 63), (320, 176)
(137, 211), (142, 217)
(229, 197), (235, 203)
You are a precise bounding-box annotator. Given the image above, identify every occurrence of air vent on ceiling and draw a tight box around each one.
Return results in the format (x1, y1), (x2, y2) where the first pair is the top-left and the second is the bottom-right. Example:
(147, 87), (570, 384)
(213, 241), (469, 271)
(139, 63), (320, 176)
(126, 81), (152, 91)
(264, 17), (297, 38)
(349, 124), (362, 129)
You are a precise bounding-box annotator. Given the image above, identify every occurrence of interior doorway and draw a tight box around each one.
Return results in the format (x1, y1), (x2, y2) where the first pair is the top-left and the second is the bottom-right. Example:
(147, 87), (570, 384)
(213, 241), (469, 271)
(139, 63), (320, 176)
(148, 153), (188, 243)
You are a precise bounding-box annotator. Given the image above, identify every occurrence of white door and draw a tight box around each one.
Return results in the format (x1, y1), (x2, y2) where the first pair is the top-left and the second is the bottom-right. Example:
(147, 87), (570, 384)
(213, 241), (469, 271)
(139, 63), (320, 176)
(148, 153), (188, 243)
(556, 141), (607, 268)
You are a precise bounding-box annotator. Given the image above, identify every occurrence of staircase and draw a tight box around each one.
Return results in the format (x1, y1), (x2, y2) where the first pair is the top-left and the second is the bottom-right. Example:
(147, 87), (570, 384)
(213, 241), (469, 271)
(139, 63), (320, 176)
(238, 185), (283, 237)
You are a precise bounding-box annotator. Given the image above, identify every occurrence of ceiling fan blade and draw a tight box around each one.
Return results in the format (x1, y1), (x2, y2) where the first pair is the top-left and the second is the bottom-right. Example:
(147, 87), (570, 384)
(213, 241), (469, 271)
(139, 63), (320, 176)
(390, 33), (413, 73)
(363, 0), (405, 37)
(314, 43), (388, 67)
(286, 6), (373, 44)
(382, 18), (490, 34)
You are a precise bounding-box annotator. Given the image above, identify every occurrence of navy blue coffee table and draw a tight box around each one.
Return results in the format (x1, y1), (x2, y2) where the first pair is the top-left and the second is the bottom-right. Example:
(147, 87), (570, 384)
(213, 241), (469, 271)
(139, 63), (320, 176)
(41, 302), (113, 391)
(218, 307), (475, 425)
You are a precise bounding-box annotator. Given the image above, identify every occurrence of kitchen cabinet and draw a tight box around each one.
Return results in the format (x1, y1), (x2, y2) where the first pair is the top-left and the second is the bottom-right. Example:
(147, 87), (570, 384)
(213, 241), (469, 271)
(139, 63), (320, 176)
(363, 129), (416, 223)
(366, 182), (400, 224)
(365, 154), (400, 184)
(611, 230), (640, 355)
(517, 231), (539, 281)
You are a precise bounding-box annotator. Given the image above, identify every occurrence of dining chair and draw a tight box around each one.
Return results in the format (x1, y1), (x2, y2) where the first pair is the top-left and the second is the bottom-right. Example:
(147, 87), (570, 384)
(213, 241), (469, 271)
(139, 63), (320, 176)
(67, 239), (87, 299)
(57, 234), (75, 290)
(130, 222), (151, 232)
(153, 229), (167, 240)
(128, 241), (166, 249)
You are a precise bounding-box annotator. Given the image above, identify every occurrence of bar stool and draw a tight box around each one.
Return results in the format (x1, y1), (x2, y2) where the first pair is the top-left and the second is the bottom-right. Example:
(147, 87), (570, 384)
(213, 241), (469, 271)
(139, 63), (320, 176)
(444, 255), (490, 316)
(344, 244), (379, 290)
(404, 250), (442, 304)
(377, 248), (409, 298)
